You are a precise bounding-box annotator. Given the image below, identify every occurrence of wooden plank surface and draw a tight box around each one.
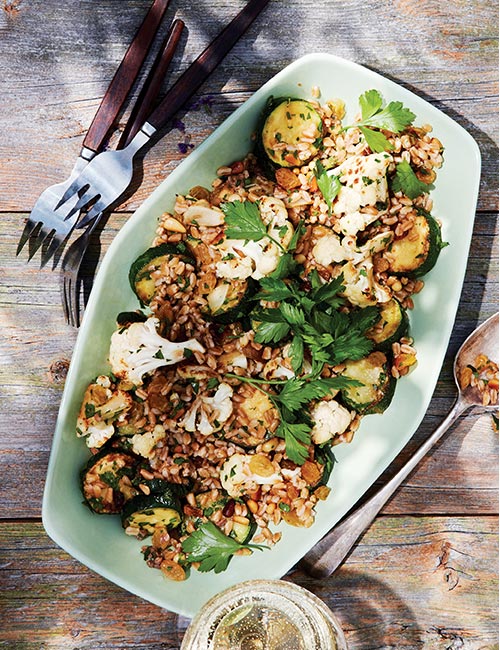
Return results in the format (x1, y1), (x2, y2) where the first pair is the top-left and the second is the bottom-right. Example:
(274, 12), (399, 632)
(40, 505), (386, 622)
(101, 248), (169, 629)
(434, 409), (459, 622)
(0, 0), (498, 647)
(0, 0), (497, 213)
(0, 518), (497, 649)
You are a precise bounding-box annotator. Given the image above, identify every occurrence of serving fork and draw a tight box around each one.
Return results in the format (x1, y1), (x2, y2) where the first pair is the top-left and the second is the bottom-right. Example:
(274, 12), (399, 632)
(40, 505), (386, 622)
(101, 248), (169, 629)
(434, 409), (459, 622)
(16, 0), (173, 267)
(54, 0), (270, 229)
(61, 18), (185, 327)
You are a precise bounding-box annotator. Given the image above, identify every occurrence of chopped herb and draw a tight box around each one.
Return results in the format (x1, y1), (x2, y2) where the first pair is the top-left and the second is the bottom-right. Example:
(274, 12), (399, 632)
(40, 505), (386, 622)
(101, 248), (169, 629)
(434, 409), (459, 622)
(84, 403), (96, 418)
(206, 377), (220, 390)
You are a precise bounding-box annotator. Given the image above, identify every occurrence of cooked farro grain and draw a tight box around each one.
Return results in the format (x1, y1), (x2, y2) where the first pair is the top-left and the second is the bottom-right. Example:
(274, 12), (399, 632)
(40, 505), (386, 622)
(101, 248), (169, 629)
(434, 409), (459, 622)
(459, 354), (499, 406)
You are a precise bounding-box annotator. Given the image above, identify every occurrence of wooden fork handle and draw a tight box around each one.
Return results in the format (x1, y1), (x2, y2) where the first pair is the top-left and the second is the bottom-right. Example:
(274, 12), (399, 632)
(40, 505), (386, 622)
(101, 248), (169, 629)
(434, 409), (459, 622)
(82, 0), (172, 153)
(120, 18), (184, 148)
(146, 0), (270, 132)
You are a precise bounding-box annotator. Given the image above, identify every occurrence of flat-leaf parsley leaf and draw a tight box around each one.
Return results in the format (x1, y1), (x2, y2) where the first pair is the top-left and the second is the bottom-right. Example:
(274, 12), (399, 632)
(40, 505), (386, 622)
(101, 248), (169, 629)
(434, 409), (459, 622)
(181, 521), (267, 573)
(390, 159), (432, 199)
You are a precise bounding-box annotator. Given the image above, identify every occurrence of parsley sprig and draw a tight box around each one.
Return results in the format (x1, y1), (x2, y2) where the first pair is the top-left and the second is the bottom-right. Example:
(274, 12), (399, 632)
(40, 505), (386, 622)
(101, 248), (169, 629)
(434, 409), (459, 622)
(181, 521), (267, 573)
(344, 89), (416, 153)
(390, 159), (432, 199)
(314, 161), (341, 214)
(221, 199), (305, 281)
(221, 200), (286, 251)
(226, 373), (361, 464)
(252, 270), (378, 376)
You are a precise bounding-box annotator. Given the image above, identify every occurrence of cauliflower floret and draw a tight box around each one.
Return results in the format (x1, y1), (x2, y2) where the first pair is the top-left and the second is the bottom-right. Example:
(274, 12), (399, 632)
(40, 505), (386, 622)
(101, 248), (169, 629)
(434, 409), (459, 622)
(338, 210), (381, 237)
(180, 382), (233, 436)
(131, 424), (166, 459)
(312, 229), (349, 266)
(310, 400), (353, 444)
(331, 152), (392, 222)
(341, 260), (391, 307)
(312, 228), (393, 269)
(216, 238), (280, 281)
(86, 422), (115, 449)
(76, 381), (133, 448)
(108, 317), (205, 386)
(215, 198), (294, 281)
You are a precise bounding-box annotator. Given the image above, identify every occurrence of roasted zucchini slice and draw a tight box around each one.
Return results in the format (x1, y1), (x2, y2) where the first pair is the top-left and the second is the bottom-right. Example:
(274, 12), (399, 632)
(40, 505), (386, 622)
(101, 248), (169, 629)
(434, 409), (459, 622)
(128, 243), (194, 305)
(386, 210), (443, 277)
(367, 299), (409, 350)
(122, 490), (182, 536)
(258, 97), (323, 169)
(205, 279), (255, 323)
(81, 448), (140, 514)
(340, 351), (396, 414)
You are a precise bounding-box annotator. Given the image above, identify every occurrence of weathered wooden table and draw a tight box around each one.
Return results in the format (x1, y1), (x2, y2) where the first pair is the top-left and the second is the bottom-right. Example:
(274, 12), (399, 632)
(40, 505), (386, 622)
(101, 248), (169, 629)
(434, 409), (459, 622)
(0, 1), (498, 648)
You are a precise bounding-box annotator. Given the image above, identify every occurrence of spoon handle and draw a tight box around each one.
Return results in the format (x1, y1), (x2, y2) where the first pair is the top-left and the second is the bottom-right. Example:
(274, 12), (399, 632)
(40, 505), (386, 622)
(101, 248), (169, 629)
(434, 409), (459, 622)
(301, 395), (469, 578)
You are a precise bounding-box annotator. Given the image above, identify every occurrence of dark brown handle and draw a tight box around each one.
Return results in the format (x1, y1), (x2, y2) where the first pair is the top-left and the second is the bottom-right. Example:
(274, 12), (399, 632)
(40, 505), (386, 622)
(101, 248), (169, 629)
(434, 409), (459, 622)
(146, 0), (270, 132)
(120, 18), (185, 148)
(82, 0), (172, 153)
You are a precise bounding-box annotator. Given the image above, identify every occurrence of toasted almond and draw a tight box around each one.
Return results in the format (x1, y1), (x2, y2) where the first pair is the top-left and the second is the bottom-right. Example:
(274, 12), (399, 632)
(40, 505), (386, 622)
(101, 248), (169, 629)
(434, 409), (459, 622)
(163, 216), (186, 233)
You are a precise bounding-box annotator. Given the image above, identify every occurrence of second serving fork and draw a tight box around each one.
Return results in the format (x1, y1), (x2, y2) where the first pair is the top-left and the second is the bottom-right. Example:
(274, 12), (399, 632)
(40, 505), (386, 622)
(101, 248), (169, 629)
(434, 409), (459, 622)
(61, 18), (185, 327)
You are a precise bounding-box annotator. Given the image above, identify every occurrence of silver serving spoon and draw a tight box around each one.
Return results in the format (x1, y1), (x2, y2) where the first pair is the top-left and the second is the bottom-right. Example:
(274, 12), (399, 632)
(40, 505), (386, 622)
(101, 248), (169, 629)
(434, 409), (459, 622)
(301, 312), (499, 578)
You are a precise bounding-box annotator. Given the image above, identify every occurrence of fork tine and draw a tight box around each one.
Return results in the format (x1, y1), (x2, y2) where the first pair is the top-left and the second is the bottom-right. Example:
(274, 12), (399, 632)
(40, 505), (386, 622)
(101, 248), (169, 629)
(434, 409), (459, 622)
(16, 220), (40, 255)
(57, 178), (89, 212)
(67, 276), (78, 327)
(61, 275), (72, 324)
(75, 202), (107, 230)
(40, 231), (71, 269)
(27, 225), (54, 261)
(63, 188), (97, 221)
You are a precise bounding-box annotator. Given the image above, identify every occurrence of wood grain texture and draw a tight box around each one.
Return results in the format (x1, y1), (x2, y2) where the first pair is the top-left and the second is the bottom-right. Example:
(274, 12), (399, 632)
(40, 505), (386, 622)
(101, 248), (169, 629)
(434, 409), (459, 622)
(0, 518), (496, 649)
(0, 0), (497, 212)
(0, 0), (498, 646)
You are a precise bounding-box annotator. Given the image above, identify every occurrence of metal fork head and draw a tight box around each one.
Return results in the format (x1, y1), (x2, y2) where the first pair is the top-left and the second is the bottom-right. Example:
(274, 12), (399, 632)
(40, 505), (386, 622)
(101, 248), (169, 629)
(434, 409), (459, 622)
(56, 128), (153, 222)
(17, 158), (88, 267)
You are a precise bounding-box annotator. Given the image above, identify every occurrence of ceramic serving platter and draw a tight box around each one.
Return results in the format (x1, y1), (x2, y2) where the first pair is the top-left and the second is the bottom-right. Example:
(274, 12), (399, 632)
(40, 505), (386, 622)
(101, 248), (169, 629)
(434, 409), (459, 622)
(42, 53), (481, 617)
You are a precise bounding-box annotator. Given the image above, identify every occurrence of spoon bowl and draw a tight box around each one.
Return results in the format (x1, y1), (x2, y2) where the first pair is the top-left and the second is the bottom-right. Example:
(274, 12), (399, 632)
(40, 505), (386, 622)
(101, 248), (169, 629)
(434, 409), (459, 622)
(302, 312), (499, 578)
(454, 312), (499, 409)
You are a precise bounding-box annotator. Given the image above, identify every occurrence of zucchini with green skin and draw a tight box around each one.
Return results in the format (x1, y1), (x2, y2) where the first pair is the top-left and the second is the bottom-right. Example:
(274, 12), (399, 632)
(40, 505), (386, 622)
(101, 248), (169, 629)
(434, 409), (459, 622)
(81, 448), (140, 514)
(257, 97), (323, 171)
(340, 351), (396, 414)
(129, 243), (194, 305)
(205, 279), (256, 324)
(367, 299), (409, 350)
(386, 210), (443, 277)
(315, 445), (336, 486)
(122, 490), (182, 536)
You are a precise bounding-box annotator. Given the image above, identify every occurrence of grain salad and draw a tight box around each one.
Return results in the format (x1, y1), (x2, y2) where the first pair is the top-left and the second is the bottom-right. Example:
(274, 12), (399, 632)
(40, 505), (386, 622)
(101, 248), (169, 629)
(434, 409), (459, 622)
(76, 88), (446, 580)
